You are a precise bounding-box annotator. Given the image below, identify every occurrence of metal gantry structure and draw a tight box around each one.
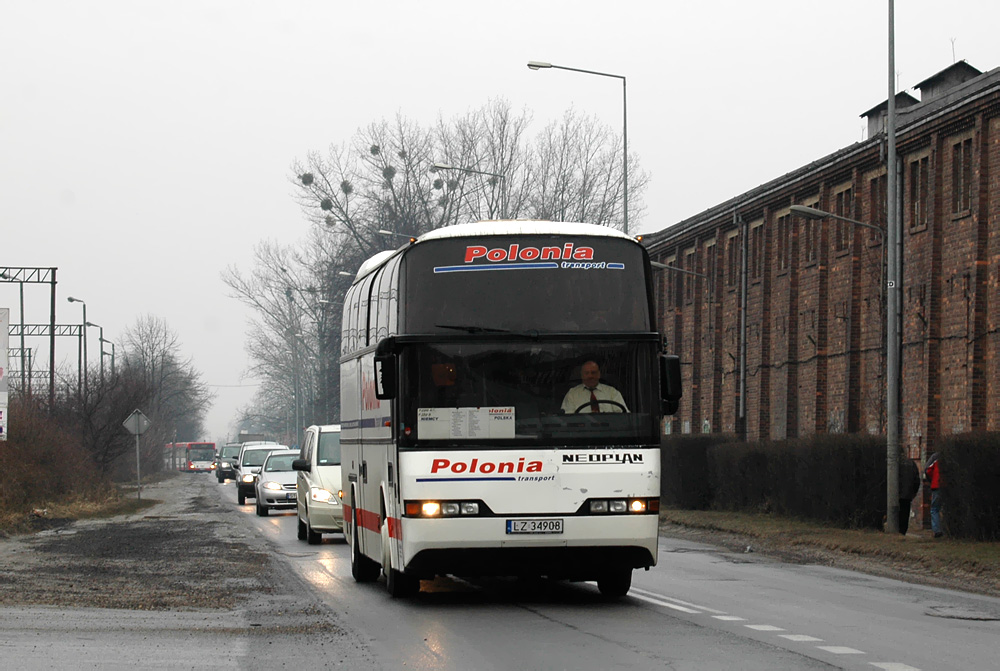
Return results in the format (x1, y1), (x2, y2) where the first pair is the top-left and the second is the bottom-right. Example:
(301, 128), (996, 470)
(0, 266), (57, 407)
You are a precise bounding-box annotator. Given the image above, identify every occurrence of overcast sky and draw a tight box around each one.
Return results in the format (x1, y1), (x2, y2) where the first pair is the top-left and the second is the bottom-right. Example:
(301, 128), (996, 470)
(3, 1), (999, 441)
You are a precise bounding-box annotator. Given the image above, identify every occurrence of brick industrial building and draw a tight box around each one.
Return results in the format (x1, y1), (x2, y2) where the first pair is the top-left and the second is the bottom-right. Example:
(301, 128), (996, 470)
(644, 60), (1000, 464)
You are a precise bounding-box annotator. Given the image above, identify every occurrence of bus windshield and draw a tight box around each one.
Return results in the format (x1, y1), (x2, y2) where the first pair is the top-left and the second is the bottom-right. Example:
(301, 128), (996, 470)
(402, 235), (650, 334)
(188, 447), (215, 461)
(397, 339), (658, 448)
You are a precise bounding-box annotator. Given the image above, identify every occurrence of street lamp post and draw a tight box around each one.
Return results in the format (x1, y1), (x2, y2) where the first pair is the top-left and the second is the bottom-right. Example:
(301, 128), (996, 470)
(790, 204), (898, 531)
(67, 296), (87, 399)
(527, 60), (629, 235)
(87, 321), (104, 386)
(432, 162), (507, 219)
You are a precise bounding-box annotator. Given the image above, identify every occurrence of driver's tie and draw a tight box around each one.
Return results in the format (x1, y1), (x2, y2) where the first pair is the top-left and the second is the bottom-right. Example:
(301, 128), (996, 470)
(589, 389), (600, 413)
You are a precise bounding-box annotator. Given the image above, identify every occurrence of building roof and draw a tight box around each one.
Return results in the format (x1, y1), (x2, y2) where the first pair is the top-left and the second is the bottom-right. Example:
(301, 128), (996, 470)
(645, 62), (1000, 254)
(859, 91), (920, 119)
(914, 60), (982, 93)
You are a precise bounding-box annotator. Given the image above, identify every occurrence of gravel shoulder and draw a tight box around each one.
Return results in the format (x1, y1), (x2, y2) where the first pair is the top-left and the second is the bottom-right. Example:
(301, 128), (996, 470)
(0, 477), (337, 620)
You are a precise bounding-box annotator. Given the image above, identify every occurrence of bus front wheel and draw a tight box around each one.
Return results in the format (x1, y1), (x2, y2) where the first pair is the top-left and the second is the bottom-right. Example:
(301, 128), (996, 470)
(597, 568), (632, 598)
(382, 515), (419, 598)
(350, 503), (380, 583)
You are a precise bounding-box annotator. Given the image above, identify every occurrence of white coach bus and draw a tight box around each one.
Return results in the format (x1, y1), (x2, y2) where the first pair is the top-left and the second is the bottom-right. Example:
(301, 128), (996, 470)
(340, 221), (681, 598)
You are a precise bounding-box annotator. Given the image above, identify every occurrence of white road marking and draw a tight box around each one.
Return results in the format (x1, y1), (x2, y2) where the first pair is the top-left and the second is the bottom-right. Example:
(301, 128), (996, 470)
(778, 634), (823, 642)
(630, 588), (728, 614)
(630, 592), (702, 613)
(745, 625), (786, 631)
(712, 615), (747, 621)
(870, 664), (921, 671)
(817, 646), (865, 654)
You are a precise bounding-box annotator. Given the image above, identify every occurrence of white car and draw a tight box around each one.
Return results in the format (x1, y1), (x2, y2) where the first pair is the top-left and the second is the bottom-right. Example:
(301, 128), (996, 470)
(234, 444), (288, 505)
(254, 450), (300, 516)
(293, 425), (343, 544)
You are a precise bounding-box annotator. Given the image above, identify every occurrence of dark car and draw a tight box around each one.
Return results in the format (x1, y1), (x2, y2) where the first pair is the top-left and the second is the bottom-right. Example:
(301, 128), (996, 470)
(214, 443), (243, 483)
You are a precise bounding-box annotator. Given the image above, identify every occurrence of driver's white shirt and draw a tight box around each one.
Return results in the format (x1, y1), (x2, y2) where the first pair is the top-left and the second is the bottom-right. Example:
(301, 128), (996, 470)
(560, 383), (627, 414)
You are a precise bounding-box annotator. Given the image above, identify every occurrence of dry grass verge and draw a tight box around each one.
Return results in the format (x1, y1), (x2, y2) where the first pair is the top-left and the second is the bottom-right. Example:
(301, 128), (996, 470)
(660, 508), (1000, 597)
(0, 473), (171, 537)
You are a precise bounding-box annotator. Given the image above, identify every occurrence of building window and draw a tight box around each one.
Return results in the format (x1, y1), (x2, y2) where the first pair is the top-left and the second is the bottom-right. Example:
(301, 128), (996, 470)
(663, 257), (676, 306)
(870, 174), (887, 241)
(834, 189), (853, 252)
(776, 214), (792, 272)
(800, 214), (818, 265)
(684, 249), (696, 302)
(704, 243), (716, 299)
(726, 233), (740, 287)
(909, 158), (930, 229)
(952, 138), (973, 214)
(750, 224), (764, 280)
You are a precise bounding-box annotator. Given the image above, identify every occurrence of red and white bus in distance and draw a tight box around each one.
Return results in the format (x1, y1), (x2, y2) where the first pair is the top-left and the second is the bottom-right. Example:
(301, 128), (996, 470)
(340, 221), (681, 598)
(182, 442), (217, 472)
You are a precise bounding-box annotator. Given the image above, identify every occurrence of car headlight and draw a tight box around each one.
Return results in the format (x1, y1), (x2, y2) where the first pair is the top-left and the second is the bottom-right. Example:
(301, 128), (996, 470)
(241, 474), (255, 483)
(221, 462), (231, 469)
(262, 481), (283, 491)
(310, 488), (339, 504)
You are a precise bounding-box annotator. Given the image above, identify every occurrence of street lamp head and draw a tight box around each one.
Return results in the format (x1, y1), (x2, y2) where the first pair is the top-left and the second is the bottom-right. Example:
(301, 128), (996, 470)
(527, 61), (552, 70)
(67, 296), (83, 304)
(337, 271), (354, 277)
(85, 321), (100, 328)
(788, 205), (829, 220)
(431, 162), (454, 172)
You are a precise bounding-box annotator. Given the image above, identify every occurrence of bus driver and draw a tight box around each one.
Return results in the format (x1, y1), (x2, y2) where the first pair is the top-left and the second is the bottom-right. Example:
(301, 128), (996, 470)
(560, 360), (628, 414)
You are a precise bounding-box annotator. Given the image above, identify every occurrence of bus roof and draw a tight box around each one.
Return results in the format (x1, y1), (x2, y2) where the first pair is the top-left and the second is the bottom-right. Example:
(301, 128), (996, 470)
(351, 221), (633, 281)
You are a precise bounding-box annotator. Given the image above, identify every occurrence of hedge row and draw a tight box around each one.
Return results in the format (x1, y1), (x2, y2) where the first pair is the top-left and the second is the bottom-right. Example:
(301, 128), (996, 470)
(661, 431), (1000, 539)
(660, 433), (887, 530)
(933, 432), (1000, 541)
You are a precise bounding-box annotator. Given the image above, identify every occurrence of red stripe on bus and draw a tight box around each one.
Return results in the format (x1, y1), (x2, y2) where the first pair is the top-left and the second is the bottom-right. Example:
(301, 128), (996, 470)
(356, 507), (381, 533)
(346, 505), (401, 538)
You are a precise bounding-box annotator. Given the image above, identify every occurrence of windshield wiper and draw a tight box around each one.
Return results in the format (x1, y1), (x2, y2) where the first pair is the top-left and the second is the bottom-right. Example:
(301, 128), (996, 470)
(434, 324), (510, 334)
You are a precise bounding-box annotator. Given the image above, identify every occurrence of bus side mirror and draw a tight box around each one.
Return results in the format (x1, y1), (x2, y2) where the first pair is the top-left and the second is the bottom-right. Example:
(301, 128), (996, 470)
(374, 354), (396, 400)
(659, 354), (682, 416)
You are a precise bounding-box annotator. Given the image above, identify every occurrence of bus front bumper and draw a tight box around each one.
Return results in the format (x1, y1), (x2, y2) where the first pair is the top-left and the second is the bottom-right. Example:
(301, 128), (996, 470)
(399, 514), (658, 579)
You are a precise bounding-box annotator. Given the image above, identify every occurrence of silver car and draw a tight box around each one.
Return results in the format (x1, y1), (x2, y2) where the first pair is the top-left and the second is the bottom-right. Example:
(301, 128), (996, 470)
(235, 444), (288, 505)
(254, 449), (300, 516)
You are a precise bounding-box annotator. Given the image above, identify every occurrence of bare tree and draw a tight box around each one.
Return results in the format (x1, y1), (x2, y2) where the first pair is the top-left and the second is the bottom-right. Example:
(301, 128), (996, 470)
(120, 315), (214, 446)
(227, 99), (648, 437)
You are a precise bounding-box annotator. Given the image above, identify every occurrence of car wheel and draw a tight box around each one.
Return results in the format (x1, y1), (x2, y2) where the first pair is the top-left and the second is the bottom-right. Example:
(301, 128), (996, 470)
(256, 500), (268, 516)
(382, 513), (419, 598)
(306, 516), (322, 545)
(596, 568), (632, 598)
(350, 501), (380, 583)
(238, 491), (246, 505)
(297, 515), (307, 540)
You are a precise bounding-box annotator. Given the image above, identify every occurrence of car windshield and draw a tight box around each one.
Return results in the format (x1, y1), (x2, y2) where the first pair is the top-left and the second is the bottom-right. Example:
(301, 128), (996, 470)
(317, 432), (341, 466)
(242, 449), (275, 467)
(221, 446), (241, 458)
(264, 455), (296, 472)
(397, 338), (658, 448)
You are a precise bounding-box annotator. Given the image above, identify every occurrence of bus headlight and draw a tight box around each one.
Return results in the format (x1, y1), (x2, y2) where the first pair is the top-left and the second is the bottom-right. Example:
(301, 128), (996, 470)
(585, 498), (659, 514)
(404, 500), (484, 517)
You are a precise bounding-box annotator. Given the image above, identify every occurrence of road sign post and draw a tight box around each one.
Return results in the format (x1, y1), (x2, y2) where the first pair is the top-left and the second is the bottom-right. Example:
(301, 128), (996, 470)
(122, 409), (150, 500)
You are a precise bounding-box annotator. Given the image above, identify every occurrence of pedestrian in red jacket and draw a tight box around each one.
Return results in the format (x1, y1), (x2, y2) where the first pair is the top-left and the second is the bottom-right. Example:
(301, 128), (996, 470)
(924, 453), (943, 538)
